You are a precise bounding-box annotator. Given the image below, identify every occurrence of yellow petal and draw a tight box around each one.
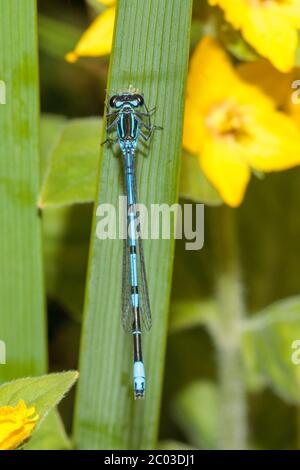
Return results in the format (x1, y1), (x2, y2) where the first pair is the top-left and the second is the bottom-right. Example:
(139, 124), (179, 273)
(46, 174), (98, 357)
(237, 59), (292, 107)
(208, 0), (246, 30)
(66, 7), (115, 62)
(279, 0), (300, 28)
(0, 400), (39, 450)
(187, 37), (273, 114)
(243, 5), (297, 73)
(209, 0), (300, 72)
(0, 420), (37, 451)
(245, 110), (300, 172)
(200, 135), (250, 207)
(186, 36), (240, 113)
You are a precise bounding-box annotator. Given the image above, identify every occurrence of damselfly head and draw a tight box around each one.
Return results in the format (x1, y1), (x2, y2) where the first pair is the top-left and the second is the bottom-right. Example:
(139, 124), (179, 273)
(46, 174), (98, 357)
(109, 93), (144, 109)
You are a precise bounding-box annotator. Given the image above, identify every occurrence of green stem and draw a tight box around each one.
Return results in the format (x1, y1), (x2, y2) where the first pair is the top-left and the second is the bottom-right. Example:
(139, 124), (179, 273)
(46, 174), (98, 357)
(209, 205), (248, 450)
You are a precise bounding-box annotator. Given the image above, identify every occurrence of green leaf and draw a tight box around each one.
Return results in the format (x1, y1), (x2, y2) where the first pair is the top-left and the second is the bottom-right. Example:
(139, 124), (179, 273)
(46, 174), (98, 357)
(43, 205), (92, 319)
(0, 0), (47, 382)
(86, 0), (107, 14)
(23, 410), (72, 450)
(190, 20), (206, 52)
(41, 116), (92, 319)
(243, 296), (300, 403)
(171, 381), (219, 450)
(169, 299), (218, 333)
(39, 117), (101, 207)
(74, 0), (193, 450)
(191, 1), (218, 49)
(0, 371), (78, 413)
(40, 114), (67, 174)
(180, 151), (222, 205)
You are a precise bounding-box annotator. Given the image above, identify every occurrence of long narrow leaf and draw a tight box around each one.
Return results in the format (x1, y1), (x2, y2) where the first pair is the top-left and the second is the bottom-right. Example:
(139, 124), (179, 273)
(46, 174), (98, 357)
(0, 0), (46, 381)
(74, 0), (193, 450)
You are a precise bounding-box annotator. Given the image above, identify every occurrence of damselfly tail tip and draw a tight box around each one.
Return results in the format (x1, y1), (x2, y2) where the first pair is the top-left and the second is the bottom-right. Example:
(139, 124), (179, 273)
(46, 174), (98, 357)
(134, 390), (145, 400)
(133, 361), (145, 400)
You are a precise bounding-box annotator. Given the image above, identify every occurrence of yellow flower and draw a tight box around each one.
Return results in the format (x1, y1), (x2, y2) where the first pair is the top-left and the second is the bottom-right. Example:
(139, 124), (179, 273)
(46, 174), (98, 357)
(0, 400), (39, 450)
(209, 0), (300, 72)
(183, 37), (300, 207)
(238, 59), (293, 107)
(238, 58), (300, 125)
(66, 0), (116, 62)
(98, 0), (115, 5)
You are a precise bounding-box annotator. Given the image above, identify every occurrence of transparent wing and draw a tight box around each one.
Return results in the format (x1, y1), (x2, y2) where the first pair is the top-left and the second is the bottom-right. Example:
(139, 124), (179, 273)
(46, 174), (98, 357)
(121, 234), (133, 332)
(121, 157), (152, 332)
(134, 163), (152, 331)
(121, 202), (152, 332)
(136, 227), (152, 331)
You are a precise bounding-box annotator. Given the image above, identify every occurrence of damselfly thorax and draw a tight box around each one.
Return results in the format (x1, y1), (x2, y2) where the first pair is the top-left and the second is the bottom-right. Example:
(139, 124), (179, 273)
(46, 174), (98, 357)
(117, 106), (139, 146)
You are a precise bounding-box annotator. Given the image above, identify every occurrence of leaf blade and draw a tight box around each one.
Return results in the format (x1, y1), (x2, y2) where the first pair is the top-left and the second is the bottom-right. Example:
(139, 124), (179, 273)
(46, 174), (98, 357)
(0, 0), (46, 382)
(39, 117), (102, 207)
(74, 0), (193, 450)
(243, 296), (300, 402)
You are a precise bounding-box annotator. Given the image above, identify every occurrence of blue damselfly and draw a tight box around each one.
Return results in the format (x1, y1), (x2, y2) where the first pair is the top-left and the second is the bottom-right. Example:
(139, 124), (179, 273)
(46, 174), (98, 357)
(103, 89), (162, 399)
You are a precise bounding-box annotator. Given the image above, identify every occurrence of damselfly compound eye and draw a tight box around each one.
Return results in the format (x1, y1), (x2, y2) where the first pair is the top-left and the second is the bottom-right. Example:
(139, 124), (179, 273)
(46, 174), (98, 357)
(109, 95), (118, 107)
(136, 94), (144, 106)
(129, 95), (144, 107)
